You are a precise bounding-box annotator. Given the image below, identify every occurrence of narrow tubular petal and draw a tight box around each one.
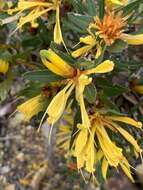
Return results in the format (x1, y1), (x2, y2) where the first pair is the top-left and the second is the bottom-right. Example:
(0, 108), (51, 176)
(85, 128), (96, 173)
(120, 157), (134, 182)
(47, 82), (75, 125)
(76, 152), (85, 169)
(78, 95), (91, 128)
(102, 157), (109, 180)
(83, 60), (114, 75)
(106, 116), (142, 128)
(95, 149), (103, 163)
(121, 33), (143, 45)
(0, 59), (9, 74)
(72, 45), (93, 58)
(80, 35), (96, 45)
(75, 129), (88, 156)
(96, 123), (123, 167)
(95, 44), (102, 59)
(11, 7), (54, 34)
(17, 95), (44, 121)
(75, 75), (92, 128)
(8, 1), (53, 14)
(133, 85), (143, 94)
(54, 5), (63, 44)
(114, 125), (141, 153)
(85, 142), (95, 173)
(109, 0), (124, 5)
(40, 49), (74, 77)
(41, 57), (66, 76)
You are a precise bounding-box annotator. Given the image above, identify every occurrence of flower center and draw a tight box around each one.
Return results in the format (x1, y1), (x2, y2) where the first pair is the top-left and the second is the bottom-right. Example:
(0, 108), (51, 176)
(94, 11), (127, 45)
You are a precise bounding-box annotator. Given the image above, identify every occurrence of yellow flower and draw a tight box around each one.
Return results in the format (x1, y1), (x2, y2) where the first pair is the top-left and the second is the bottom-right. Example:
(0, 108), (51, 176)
(105, 0), (128, 9)
(7, 0), (63, 44)
(90, 112), (142, 180)
(55, 108), (142, 181)
(56, 109), (142, 181)
(17, 94), (45, 121)
(72, 10), (143, 58)
(72, 35), (97, 58)
(40, 49), (114, 128)
(132, 85), (143, 95)
(0, 0), (4, 11)
(0, 59), (9, 74)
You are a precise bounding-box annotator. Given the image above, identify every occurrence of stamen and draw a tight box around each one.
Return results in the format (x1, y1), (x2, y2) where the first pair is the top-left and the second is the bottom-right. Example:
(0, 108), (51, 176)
(79, 169), (88, 184)
(48, 124), (54, 144)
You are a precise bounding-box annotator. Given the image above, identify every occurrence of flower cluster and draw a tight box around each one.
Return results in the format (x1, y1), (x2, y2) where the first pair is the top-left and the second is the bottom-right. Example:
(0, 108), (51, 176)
(1, 0), (143, 184)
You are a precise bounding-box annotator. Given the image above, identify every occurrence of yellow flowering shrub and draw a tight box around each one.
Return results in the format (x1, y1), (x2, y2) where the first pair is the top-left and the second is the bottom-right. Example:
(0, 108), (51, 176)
(0, 0), (143, 185)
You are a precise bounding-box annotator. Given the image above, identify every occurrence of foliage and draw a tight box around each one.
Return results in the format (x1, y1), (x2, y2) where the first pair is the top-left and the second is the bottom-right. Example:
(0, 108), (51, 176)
(0, 0), (143, 186)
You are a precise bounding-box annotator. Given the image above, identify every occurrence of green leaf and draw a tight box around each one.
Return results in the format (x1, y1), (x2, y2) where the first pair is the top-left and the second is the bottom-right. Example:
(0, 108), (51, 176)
(96, 161), (104, 183)
(96, 78), (111, 86)
(63, 19), (84, 33)
(108, 40), (127, 53)
(70, 0), (85, 13)
(103, 109), (124, 116)
(22, 35), (42, 48)
(84, 83), (97, 104)
(0, 51), (11, 61)
(122, 0), (142, 16)
(99, 0), (105, 19)
(102, 85), (128, 97)
(65, 13), (92, 34)
(18, 83), (42, 98)
(23, 70), (64, 83)
(0, 71), (14, 102)
(100, 94), (120, 111)
(86, 0), (96, 16)
(138, 76), (143, 85)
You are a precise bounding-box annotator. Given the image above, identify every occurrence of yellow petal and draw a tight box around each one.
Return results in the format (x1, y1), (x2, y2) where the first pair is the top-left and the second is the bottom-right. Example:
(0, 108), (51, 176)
(85, 142), (95, 173)
(8, 1), (53, 14)
(107, 116), (142, 128)
(13, 7), (54, 33)
(106, 0), (124, 6)
(121, 33), (143, 45)
(83, 60), (114, 75)
(85, 128), (96, 173)
(0, 59), (9, 74)
(105, 0), (128, 8)
(115, 126), (141, 153)
(80, 35), (96, 45)
(102, 157), (109, 180)
(40, 49), (74, 77)
(54, 5), (63, 44)
(76, 152), (85, 169)
(41, 57), (66, 76)
(76, 74), (92, 100)
(75, 128), (88, 155)
(96, 123), (123, 167)
(17, 95), (44, 121)
(120, 157), (134, 182)
(47, 82), (75, 125)
(76, 75), (92, 128)
(0, 0), (4, 10)
(95, 149), (103, 163)
(95, 44), (102, 59)
(72, 45), (93, 58)
(133, 85), (143, 95)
